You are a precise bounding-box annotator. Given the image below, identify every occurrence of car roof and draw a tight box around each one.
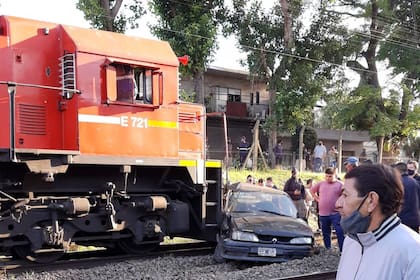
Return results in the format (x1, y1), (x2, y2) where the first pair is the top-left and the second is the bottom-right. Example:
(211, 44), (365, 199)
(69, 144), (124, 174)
(228, 182), (287, 195)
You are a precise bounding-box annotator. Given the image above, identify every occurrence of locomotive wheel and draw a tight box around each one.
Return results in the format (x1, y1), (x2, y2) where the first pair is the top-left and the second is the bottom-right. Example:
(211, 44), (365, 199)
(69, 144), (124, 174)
(12, 245), (64, 263)
(117, 238), (160, 255)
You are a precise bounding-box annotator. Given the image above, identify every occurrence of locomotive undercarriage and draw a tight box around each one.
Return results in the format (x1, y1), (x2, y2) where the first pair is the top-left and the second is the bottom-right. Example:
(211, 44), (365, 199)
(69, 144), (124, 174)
(0, 161), (217, 263)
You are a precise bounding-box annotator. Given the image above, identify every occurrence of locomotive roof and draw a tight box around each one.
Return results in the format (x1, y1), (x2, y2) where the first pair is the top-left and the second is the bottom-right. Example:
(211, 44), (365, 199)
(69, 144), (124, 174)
(61, 25), (179, 67)
(1, 15), (179, 67)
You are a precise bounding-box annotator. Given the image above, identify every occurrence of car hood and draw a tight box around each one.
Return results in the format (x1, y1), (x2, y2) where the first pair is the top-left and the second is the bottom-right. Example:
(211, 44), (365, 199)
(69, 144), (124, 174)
(230, 212), (313, 236)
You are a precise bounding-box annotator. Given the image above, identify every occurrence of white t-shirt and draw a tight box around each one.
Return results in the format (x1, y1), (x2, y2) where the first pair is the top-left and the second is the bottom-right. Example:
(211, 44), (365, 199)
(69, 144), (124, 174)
(313, 144), (326, 159)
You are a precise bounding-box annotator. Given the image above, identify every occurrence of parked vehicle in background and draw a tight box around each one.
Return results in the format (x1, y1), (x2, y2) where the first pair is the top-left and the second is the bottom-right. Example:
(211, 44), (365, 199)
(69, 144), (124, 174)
(214, 183), (315, 263)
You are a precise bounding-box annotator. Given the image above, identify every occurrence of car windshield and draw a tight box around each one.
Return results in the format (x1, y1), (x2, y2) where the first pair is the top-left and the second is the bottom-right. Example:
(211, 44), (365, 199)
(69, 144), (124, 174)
(227, 190), (297, 217)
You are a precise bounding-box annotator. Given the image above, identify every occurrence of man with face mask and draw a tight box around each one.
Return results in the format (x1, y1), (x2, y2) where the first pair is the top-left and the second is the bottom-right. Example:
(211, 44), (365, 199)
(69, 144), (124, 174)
(335, 164), (420, 280)
(393, 162), (420, 232)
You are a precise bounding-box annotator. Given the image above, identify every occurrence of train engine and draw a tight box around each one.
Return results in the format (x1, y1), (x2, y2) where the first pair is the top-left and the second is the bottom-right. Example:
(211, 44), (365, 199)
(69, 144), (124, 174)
(0, 15), (223, 263)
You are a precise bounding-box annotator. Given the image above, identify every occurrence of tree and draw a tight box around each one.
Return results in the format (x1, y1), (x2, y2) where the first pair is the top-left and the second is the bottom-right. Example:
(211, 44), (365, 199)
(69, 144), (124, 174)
(225, 1), (354, 166)
(76, 0), (145, 33)
(403, 137), (420, 160)
(291, 126), (317, 153)
(377, 0), (420, 145)
(321, 0), (420, 161)
(149, 0), (224, 104)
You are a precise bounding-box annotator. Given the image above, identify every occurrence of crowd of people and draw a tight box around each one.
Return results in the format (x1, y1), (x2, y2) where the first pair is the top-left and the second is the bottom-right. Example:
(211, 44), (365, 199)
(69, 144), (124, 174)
(242, 155), (420, 279)
(235, 136), (352, 173)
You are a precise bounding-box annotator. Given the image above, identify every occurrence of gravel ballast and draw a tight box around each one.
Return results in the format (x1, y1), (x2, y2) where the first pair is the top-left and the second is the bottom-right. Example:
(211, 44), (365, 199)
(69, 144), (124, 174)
(6, 248), (340, 280)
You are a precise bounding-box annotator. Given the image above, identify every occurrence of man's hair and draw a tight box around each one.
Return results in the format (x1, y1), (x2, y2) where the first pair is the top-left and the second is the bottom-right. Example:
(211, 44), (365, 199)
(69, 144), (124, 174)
(325, 167), (335, 175)
(393, 162), (407, 174)
(306, 178), (313, 185)
(344, 164), (403, 217)
(266, 177), (273, 181)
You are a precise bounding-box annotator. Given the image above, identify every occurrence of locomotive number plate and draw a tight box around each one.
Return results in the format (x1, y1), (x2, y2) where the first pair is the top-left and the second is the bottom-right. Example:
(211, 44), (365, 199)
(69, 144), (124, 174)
(257, 247), (276, 257)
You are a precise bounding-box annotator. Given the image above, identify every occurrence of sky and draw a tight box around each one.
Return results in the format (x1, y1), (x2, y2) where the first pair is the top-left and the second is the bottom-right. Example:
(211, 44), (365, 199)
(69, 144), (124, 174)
(0, 0), (247, 70)
(0, 0), (401, 92)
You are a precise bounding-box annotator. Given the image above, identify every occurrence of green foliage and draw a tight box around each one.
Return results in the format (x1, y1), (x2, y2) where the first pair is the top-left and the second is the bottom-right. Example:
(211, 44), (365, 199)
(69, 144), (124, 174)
(403, 137), (420, 160)
(149, 0), (223, 76)
(227, 168), (328, 187)
(325, 0), (420, 154)
(76, 0), (145, 32)
(179, 89), (196, 102)
(291, 126), (318, 152)
(225, 1), (354, 133)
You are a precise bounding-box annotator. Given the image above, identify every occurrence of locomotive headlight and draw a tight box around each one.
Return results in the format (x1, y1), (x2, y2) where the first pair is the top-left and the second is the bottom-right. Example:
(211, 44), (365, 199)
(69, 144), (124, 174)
(231, 230), (259, 242)
(290, 237), (312, 244)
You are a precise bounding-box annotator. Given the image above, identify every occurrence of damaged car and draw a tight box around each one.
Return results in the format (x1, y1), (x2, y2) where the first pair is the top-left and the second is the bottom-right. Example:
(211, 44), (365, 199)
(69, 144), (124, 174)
(214, 182), (315, 263)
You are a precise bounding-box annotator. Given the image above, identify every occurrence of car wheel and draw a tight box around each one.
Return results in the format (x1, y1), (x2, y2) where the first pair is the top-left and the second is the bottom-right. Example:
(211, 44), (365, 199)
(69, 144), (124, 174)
(213, 240), (225, 263)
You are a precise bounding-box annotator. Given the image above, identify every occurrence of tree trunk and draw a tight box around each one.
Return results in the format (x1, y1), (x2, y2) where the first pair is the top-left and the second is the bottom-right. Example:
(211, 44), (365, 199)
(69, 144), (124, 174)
(365, 1), (385, 113)
(193, 71), (204, 104)
(280, 0), (293, 49)
(268, 90), (277, 168)
(252, 120), (260, 171)
(377, 135), (384, 163)
(298, 125), (305, 173)
(338, 130), (343, 173)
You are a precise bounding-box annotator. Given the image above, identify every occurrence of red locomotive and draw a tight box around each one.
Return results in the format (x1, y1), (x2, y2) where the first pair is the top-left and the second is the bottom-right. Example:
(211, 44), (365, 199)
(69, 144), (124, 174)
(0, 15), (223, 263)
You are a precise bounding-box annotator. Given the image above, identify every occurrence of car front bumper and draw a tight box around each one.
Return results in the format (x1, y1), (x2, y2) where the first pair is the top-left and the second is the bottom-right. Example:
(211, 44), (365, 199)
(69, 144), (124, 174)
(220, 238), (314, 263)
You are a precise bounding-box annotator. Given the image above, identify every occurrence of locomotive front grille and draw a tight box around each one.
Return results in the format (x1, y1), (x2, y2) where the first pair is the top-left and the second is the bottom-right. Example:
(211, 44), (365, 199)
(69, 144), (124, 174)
(18, 104), (47, 135)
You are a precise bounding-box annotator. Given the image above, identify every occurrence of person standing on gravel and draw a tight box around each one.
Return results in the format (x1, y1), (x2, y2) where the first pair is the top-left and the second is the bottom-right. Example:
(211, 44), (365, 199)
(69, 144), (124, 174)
(284, 167), (307, 220)
(310, 167), (345, 251)
(335, 164), (420, 279)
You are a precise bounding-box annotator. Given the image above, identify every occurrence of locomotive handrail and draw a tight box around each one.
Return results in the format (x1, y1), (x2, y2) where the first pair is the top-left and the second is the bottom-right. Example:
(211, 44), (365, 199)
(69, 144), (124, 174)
(0, 81), (81, 94)
(203, 112), (229, 186)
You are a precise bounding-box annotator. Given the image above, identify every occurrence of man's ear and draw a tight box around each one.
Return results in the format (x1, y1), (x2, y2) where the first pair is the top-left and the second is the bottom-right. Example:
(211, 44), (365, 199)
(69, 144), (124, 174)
(367, 191), (380, 213)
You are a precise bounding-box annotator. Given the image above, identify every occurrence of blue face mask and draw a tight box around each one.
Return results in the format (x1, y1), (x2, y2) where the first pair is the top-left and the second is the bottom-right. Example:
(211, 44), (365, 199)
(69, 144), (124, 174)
(340, 195), (371, 239)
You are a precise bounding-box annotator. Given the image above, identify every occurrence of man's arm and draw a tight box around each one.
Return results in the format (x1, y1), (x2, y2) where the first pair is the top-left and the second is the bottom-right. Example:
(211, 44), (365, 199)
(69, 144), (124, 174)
(310, 183), (320, 202)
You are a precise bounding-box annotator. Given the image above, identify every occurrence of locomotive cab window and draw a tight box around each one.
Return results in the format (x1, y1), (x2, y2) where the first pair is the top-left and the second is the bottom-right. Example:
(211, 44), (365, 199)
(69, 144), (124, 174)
(135, 68), (153, 103)
(111, 63), (153, 104)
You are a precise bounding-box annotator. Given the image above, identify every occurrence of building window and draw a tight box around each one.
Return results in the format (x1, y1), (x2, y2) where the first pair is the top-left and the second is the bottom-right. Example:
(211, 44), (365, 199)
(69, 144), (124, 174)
(210, 86), (241, 102)
(228, 88), (241, 102)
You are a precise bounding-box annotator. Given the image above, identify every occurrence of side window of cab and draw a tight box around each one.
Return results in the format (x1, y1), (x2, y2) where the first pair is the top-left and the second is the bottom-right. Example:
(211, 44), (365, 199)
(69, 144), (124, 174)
(134, 68), (153, 104)
(108, 63), (153, 104)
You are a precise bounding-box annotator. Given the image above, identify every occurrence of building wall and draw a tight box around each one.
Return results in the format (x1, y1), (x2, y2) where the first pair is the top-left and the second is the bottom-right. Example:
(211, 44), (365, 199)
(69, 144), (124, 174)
(180, 66), (270, 118)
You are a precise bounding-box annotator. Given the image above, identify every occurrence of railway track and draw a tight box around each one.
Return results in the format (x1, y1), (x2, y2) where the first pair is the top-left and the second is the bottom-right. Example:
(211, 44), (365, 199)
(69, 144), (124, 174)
(1, 234), (338, 280)
(275, 271), (337, 280)
(1, 241), (215, 275)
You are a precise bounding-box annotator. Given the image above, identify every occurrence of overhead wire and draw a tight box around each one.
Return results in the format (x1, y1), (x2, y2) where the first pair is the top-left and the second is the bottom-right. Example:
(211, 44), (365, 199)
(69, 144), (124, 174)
(157, 26), (418, 84)
(326, 3), (419, 35)
(94, 0), (419, 50)
(156, 0), (420, 51)
(87, 0), (419, 83)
